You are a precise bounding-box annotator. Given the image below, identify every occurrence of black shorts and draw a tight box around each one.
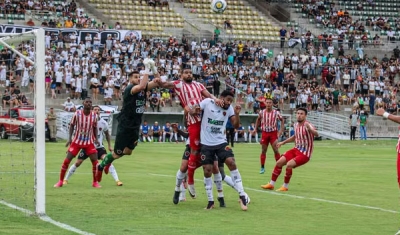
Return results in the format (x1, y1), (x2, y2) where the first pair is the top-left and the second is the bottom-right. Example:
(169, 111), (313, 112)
(56, 82), (62, 87)
(114, 126), (139, 156)
(78, 147), (107, 160)
(333, 99), (339, 105)
(200, 143), (234, 166)
(66, 84), (71, 89)
(181, 145), (190, 160)
(153, 132), (160, 138)
(16, 70), (22, 76)
(29, 79), (34, 83)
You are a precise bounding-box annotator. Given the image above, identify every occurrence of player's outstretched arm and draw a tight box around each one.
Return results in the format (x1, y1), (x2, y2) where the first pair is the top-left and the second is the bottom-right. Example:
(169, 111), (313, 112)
(305, 122), (318, 136)
(201, 89), (224, 107)
(131, 72), (149, 95)
(377, 108), (400, 124)
(158, 80), (175, 89)
(277, 135), (295, 148)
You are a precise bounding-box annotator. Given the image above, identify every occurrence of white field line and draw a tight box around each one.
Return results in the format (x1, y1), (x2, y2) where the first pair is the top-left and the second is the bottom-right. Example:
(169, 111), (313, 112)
(0, 200), (96, 235)
(148, 173), (399, 214)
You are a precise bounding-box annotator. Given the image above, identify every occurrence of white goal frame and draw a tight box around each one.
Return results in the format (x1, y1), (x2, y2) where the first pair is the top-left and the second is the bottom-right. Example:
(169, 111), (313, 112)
(0, 28), (46, 215)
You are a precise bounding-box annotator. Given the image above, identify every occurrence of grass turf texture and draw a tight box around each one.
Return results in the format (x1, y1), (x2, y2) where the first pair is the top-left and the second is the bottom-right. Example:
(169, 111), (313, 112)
(0, 140), (399, 235)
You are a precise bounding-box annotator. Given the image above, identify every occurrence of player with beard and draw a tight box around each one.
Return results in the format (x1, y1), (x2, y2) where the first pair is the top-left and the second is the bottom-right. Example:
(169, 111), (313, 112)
(261, 108), (318, 191)
(159, 65), (223, 199)
(95, 58), (160, 181)
(256, 98), (284, 174)
(190, 90), (249, 210)
(54, 97), (100, 188)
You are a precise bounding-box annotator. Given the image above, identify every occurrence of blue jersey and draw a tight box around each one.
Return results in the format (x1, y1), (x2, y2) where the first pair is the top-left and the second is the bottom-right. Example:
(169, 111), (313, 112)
(141, 125), (149, 134)
(152, 125), (160, 132)
(226, 120), (233, 129)
(248, 125), (255, 131)
(164, 125), (171, 133)
(237, 126), (244, 131)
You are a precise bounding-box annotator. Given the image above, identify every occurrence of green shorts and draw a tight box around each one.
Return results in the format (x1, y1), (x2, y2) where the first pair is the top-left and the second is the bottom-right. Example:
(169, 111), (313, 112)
(114, 126), (139, 156)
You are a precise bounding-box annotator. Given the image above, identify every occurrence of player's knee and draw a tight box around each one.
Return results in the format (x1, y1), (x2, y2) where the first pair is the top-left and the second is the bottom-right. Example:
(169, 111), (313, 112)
(225, 159), (237, 171)
(202, 164), (213, 176)
(122, 148), (132, 156)
(276, 157), (287, 167)
(287, 160), (297, 169)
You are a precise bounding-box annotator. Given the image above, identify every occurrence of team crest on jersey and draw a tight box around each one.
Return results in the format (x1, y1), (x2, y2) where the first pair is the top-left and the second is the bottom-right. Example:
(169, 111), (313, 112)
(225, 146), (231, 151)
(99, 128), (102, 131)
(200, 154), (206, 161)
(185, 151), (190, 157)
(116, 149), (123, 155)
(223, 112), (226, 116)
(138, 91), (145, 97)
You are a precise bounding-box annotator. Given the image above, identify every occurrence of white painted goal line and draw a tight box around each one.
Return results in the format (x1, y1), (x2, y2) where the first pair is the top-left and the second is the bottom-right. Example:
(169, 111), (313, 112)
(148, 173), (400, 214)
(0, 200), (96, 235)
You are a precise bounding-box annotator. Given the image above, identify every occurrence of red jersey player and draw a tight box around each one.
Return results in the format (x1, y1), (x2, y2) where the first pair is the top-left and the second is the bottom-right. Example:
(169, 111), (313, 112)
(255, 98), (284, 174)
(54, 97), (100, 188)
(376, 108), (400, 235)
(160, 65), (222, 199)
(261, 107), (318, 191)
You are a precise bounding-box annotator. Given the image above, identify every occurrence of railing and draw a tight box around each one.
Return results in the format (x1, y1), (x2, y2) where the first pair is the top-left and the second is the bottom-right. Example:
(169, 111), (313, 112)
(307, 111), (350, 140)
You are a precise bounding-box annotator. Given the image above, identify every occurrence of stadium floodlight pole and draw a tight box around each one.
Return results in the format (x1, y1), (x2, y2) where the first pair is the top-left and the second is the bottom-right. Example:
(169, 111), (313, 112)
(0, 33), (35, 65)
(34, 28), (46, 216)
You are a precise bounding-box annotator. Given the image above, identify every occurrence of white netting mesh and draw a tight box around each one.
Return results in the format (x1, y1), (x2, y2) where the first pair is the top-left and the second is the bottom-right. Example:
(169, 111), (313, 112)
(0, 32), (38, 214)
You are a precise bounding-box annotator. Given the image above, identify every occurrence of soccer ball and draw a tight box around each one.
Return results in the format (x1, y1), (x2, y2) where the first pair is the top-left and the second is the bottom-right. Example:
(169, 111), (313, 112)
(211, 0), (227, 13)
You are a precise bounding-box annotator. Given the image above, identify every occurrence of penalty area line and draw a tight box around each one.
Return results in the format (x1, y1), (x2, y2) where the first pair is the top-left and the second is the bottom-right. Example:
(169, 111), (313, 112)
(0, 200), (96, 235)
(148, 173), (399, 214)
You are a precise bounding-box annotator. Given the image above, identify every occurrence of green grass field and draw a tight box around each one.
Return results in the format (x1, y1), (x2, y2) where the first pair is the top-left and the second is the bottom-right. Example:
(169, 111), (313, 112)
(0, 140), (399, 235)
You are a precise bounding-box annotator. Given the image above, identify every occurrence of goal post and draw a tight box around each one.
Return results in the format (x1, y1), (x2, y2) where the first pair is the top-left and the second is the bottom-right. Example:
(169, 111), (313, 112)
(0, 28), (46, 216)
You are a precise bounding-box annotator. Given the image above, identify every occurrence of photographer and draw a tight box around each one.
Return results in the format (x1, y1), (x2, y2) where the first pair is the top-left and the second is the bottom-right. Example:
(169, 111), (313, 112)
(150, 89), (160, 112)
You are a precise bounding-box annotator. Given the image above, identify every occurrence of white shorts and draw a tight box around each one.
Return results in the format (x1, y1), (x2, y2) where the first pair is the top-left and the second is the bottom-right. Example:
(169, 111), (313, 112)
(75, 87), (82, 93)
(290, 103), (296, 109)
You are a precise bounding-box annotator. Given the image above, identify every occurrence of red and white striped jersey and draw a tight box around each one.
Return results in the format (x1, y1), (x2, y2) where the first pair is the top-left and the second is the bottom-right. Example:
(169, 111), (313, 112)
(397, 126), (400, 153)
(70, 110), (98, 146)
(294, 121), (315, 158)
(173, 80), (206, 125)
(259, 109), (282, 132)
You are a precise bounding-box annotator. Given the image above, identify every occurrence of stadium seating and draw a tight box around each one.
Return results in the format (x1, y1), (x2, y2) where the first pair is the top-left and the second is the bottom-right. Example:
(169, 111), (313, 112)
(183, 0), (281, 41)
(88, 0), (184, 37)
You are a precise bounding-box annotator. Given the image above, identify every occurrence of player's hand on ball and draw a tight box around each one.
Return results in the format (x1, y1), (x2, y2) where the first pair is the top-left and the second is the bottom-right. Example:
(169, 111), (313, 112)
(376, 108), (385, 116)
(234, 105), (241, 114)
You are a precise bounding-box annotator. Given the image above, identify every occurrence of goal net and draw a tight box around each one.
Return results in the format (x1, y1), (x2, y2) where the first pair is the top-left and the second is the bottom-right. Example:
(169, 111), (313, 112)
(0, 29), (46, 216)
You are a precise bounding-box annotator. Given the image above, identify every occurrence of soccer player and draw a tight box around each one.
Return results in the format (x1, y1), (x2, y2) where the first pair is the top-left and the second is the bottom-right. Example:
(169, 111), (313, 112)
(151, 121), (162, 142)
(159, 65), (222, 198)
(140, 120), (151, 142)
(54, 97), (100, 188)
(261, 107), (318, 191)
(255, 98), (284, 174)
(95, 59), (160, 181)
(190, 90), (249, 210)
(163, 122), (172, 142)
(63, 106), (123, 186)
(248, 122), (258, 143)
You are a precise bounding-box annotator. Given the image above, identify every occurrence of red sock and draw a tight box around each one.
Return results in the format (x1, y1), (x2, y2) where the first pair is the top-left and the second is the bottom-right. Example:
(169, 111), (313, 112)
(260, 153), (266, 167)
(92, 160), (98, 182)
(274, 152), (281, 161)
(271, 165), (282, 182)
(187, 153), (197, 185)
(284, 168), (293, 184)
(59, 158), (71, 181)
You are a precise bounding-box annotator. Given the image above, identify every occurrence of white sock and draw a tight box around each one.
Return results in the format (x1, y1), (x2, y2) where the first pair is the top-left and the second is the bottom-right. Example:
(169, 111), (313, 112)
(255, 134), (258, 142)
(269, 180), (276, 186)
(147, 136), (151, 142)
(213, 172), (223, 197)
(230, 169), (245, 196)
(179, 182), (186, 200)
(174, 133), (178, 141)
(175, 170), (186, 191)
(204, 177), (214, 202)
(283, 183), (289, 188)
(248, 133), (251, 143)
(109, 164), (119, 181)
(244, 133), (247, 142)
(223, 175), (239, 192)
(64, 164), (77, 181)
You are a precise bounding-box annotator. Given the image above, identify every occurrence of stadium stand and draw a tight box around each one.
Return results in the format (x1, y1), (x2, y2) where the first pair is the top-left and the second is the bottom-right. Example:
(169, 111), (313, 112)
(182, 0), (281, 42)
(88, 0), (184, 38)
